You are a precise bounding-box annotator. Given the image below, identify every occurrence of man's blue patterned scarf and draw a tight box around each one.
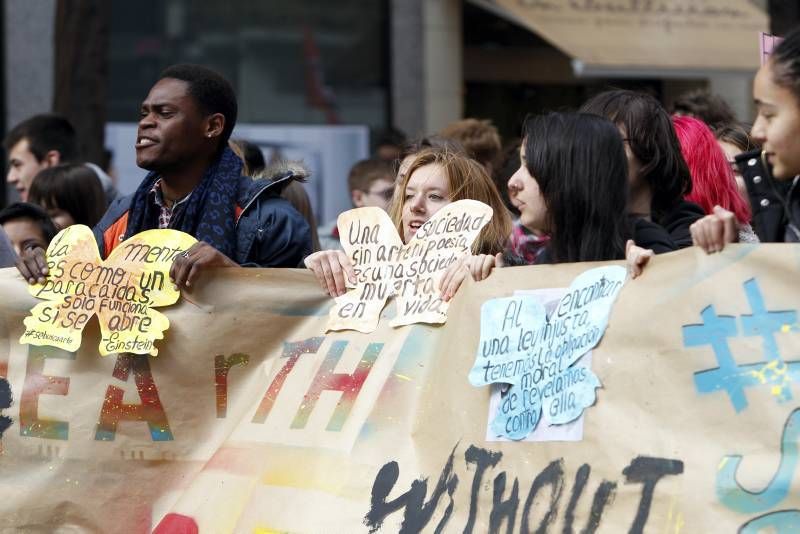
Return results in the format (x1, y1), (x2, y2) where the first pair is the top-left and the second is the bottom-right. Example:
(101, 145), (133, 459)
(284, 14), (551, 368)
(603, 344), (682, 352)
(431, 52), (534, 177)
(124, 147), (243, 259)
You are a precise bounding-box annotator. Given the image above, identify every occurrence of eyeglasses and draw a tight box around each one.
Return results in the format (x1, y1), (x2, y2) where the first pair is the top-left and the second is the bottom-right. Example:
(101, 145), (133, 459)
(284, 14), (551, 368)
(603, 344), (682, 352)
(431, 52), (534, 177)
(366, 187), (395, 201)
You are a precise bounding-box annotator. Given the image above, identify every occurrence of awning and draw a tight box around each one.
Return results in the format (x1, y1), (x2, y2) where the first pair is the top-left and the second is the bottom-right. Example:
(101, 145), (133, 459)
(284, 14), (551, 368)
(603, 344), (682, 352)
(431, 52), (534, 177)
(471, 0), (768, 77)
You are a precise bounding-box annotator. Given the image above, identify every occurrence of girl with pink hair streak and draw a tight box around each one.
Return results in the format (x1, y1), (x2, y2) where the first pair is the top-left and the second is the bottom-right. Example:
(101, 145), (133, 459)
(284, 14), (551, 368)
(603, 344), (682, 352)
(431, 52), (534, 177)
(672, 115), (759, 243)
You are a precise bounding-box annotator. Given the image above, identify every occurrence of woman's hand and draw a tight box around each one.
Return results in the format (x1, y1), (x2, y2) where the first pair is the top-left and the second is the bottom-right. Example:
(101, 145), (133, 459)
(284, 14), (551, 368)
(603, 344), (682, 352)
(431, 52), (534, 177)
(304, 250), (356, 297)
(469, 253), (503, 282)
(690, 205), (739, 254)
(439, 253), (503, 302)
(626, 239), (653, 279)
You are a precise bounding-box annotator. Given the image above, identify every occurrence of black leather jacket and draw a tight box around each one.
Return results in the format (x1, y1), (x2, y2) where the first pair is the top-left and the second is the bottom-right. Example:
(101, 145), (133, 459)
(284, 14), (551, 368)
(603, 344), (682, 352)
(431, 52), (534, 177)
(736, 148), (800, 242)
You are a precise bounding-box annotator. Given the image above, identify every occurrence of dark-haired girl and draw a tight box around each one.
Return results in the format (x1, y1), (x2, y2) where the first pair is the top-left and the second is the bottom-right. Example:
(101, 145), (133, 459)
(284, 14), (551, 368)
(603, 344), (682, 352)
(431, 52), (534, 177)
(440, 112), (661, 299)
(580, 90), (703, 248)
(714, 121), (760, 208)
(692, 25), (800, 250)
(28, 163), (107, 229)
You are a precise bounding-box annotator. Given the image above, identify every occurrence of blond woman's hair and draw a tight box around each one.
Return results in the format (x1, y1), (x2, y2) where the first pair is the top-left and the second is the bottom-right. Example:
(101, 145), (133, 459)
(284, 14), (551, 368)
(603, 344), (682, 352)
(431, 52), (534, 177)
(388, 147), (512, 255)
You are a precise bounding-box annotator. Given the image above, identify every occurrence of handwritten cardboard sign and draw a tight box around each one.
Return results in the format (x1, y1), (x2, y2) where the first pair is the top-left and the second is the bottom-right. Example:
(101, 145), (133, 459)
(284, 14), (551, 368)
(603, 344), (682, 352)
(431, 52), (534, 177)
(326, 199), (493, 333)
(20, 225), (196, 356)
(469, 265), (626, 439)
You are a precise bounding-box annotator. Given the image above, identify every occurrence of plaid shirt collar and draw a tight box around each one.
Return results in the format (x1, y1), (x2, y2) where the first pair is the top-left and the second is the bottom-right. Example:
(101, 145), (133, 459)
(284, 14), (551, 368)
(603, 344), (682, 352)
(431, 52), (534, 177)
(149, 178), (193, 229)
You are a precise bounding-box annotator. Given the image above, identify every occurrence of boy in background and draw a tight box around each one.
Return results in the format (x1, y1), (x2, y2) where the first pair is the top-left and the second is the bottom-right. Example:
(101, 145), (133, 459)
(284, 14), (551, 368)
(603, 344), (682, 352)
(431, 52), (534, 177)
(0, 202), (58, 257)
(318, 158), (395, 250)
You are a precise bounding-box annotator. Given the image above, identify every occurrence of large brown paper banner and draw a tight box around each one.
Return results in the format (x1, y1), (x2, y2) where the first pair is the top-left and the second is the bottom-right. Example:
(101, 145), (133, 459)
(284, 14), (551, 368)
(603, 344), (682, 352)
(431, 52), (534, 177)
(0, 244), (799, 533)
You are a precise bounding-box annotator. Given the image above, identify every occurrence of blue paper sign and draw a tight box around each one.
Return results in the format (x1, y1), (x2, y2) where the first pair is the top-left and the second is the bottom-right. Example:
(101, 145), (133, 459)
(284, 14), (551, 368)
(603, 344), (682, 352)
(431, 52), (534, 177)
(470, 266), (626, 440)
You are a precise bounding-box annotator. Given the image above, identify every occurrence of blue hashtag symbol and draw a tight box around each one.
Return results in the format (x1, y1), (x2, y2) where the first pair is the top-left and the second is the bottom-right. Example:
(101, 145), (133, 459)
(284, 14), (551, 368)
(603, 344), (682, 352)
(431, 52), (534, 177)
(683, 278), (800, 413)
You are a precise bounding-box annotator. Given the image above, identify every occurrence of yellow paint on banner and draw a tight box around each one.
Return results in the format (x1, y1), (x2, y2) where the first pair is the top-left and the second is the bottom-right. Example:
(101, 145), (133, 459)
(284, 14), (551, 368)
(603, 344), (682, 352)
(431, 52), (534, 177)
(261, 456), (372, 501)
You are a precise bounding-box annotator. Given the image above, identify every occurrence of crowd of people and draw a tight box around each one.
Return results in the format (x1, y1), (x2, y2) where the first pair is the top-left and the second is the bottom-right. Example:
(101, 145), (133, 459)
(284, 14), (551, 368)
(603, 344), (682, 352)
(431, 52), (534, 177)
(3, 26), (800, 303)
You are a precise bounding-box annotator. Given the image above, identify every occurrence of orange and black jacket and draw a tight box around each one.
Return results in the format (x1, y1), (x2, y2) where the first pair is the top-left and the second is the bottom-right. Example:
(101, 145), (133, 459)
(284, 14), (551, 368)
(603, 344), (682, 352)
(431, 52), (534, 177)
(92, 173), (312, 267)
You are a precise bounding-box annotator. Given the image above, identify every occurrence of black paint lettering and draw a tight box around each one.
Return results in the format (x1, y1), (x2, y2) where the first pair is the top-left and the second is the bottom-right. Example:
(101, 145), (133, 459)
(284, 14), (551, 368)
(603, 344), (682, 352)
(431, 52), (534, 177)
(364, 444), (459, 534)
(562, 464), (616, 534)
(489, 471), (519, 534)
(521, 459), (565, 533)
(622, 456), (684, 534)
(463, 445), (502, 534)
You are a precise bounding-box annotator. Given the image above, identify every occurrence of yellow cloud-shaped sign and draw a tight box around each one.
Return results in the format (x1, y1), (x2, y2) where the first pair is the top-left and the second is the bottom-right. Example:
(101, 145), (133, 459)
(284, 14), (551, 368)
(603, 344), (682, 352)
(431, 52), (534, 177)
(20, 225), (196, 356)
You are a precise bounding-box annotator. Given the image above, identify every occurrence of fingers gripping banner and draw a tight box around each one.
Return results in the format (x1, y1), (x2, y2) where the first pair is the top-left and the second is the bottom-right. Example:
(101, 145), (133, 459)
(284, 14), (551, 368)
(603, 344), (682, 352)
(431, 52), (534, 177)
(0, 245), (799, 532)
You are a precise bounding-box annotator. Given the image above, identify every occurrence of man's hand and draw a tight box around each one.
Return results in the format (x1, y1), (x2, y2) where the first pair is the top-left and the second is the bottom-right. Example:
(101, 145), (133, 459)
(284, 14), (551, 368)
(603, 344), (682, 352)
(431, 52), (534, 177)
(170, 242), (239, 289)
(690, 205), (739, 254)
(16, 246), (48, 285)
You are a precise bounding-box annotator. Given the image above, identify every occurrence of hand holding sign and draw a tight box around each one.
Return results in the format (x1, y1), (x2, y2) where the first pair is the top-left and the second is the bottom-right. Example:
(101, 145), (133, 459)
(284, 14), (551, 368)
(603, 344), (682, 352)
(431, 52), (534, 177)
(469, 265), (626, 440)
(20, 225), (196, 356)
(326, 200), (493, 333)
